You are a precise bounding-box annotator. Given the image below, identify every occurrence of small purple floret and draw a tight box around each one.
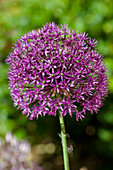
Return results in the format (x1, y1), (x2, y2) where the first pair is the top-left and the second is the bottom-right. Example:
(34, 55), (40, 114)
(6, 22), (108, 121)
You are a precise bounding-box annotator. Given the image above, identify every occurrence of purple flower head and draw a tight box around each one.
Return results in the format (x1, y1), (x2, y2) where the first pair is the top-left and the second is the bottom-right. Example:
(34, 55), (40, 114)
(6, 22), (108, 121)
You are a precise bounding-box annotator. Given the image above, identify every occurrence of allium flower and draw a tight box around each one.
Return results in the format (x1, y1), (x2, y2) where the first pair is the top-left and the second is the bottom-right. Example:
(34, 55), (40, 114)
(6, 22), (108, 121)
(0, 132), (43, 170)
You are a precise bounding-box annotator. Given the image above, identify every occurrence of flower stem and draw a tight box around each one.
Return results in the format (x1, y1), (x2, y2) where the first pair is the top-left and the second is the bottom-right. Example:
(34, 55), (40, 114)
(58, 110), (70, 170)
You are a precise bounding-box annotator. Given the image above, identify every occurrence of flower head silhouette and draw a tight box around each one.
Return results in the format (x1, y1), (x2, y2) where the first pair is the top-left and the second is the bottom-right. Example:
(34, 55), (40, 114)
(6, 22), (108, 120)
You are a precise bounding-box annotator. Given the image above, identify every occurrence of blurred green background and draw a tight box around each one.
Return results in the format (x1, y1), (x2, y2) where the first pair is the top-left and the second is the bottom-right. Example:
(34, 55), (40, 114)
(0, 0), (113, 169)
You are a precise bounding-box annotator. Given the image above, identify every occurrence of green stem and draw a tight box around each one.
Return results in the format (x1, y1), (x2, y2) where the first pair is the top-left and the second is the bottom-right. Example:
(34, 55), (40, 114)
(59, 110), (70, 170)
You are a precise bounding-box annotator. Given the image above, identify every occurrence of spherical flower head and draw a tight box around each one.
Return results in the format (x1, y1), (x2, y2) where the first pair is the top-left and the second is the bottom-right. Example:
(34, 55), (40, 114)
(0, 132), (43, 170)
(6, 22), (108, 121)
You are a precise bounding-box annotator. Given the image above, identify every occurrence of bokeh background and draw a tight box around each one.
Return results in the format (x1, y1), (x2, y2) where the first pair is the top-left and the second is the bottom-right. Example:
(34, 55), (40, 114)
(0, 0), (113, 169)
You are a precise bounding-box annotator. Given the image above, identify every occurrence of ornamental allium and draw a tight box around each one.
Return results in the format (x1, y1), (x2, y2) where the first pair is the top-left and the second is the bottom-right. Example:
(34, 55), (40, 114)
(6, 22), (108, 121)
(0, 132), (43, 170)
